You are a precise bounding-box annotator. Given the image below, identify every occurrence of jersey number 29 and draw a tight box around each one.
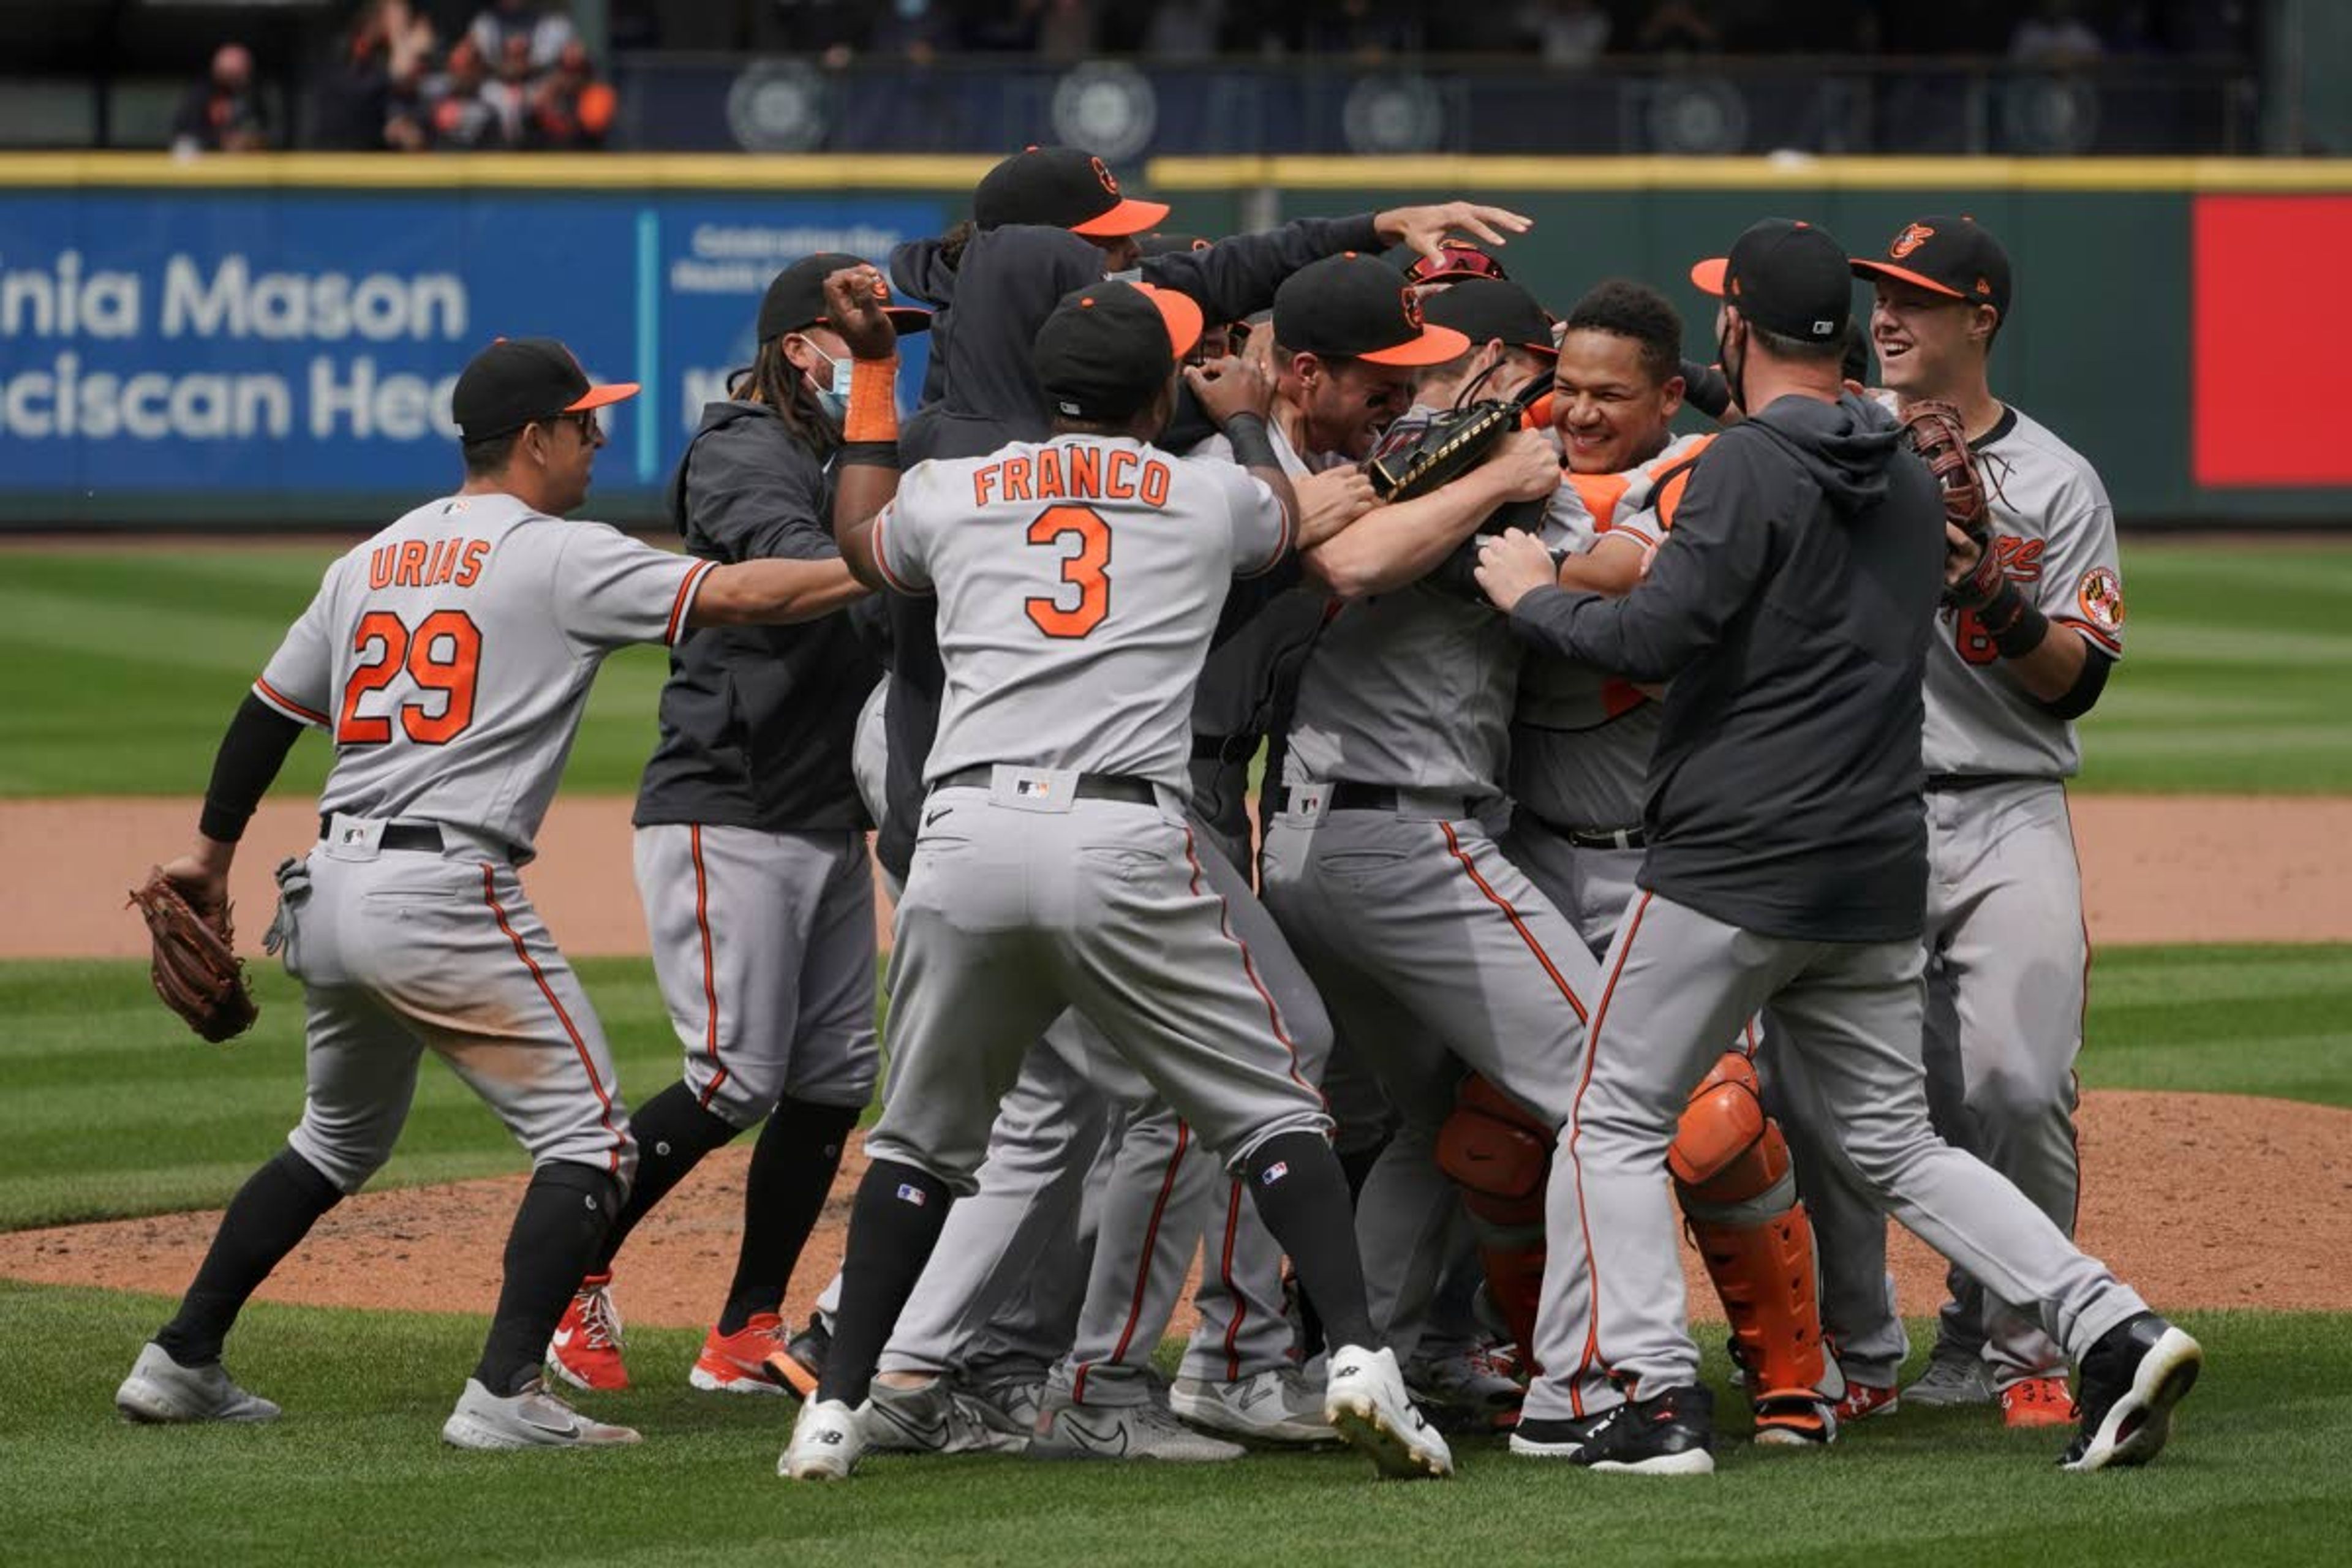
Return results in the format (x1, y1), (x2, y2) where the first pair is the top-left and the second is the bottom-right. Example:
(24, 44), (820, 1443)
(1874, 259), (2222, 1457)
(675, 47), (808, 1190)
(337, 609), (484, 744)
(1025, 505), (1110, 639)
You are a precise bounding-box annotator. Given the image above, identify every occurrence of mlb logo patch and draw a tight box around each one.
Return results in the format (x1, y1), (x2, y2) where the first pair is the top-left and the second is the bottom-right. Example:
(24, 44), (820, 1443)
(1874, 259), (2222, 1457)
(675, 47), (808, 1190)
(895, 1183), (929, 1207)
(1016, 778), (1054, 799)
(1259, 1161), (1289, 1186)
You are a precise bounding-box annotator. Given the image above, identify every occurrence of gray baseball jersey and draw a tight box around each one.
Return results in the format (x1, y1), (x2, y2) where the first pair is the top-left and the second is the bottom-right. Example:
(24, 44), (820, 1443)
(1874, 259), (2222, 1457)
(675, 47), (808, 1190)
(1912, 402), (2125, 778)
(1284, 405), (1589, 797)
(875, 436), (1289, 791)
(256, 492), (714, 858)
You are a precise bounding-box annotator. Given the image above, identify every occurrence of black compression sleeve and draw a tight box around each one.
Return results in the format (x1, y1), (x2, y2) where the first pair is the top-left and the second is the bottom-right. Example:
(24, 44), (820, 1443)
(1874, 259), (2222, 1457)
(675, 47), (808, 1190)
(2035, 639), (2114, 722)
(198, 694), (306, 843)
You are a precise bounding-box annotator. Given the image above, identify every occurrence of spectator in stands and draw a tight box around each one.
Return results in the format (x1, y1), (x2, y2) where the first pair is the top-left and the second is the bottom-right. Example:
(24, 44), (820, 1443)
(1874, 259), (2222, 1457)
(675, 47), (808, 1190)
(1035, 0), (1100, 63)
(2010, 0), (2105, 64)
(311, 0), (437, 151)
(524, 40), (618, 148)
(172, 43), (271, 154)
(469, 0), (580, 74)
(1142, 0), (1223, 59)
(424, 37), (516, 149)
(1516, 0), (1611, 65)
(1633, 0), (1724, 53)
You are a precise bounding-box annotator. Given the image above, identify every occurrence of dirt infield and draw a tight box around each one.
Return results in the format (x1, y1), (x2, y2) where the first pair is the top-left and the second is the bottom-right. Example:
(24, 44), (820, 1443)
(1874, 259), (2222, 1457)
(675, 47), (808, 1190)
(6, 1090), (2347, 1324)
(13, 792), (2352, 960)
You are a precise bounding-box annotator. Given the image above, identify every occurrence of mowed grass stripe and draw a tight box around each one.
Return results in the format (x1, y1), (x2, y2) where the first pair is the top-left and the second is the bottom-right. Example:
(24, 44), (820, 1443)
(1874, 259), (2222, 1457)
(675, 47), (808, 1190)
(0, 946), (2341, 1232)
(6, 1285), (2346, 1568)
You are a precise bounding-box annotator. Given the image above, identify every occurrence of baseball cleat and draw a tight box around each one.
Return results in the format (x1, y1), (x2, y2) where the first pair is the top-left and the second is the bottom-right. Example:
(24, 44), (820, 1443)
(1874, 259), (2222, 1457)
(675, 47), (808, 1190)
(115, 1341), (281, 1425)
(762, 1312), (830, 1400)
(1030, 1389), (1246, 1462)
(865, 1376), (1032, 1455)
(1903, 1346), (1993, 1407)
(1831, 1380), (1899, 1423)
(440, 1376), (640, 1450)
(545, 1272), (627, 1392)
(1508, 1412), (1608, 1460)
(964, 1369), (1047, 1434)
(688, 1313), (789, 1396)
(1570, 1385), (1717, 1476)
(1325, 1345), (1455, 1480)
(781, 1397), (866, 1480)
(1405, 1344), (1525, 1431)
(2000, 1375), (2076, 1430)
(2060, 1314), (2201, 1473)
(1751, 1395), (1836, 1447)
(1170, 1365), (1338, 1447)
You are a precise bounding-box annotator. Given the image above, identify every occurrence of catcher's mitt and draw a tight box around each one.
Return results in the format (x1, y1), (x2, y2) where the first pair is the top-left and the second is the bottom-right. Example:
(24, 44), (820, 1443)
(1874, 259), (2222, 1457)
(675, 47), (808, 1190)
(128, 867), (258, 1043)
(1899, 398), (1999, 609)
(1364, 377), (1548, 505)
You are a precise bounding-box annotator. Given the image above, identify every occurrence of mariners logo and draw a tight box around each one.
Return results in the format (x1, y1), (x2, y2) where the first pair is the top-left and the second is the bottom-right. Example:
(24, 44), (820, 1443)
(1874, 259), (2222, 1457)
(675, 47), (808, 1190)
(1891, 222), (1936, 259)
(2078, 565), (2125, 631)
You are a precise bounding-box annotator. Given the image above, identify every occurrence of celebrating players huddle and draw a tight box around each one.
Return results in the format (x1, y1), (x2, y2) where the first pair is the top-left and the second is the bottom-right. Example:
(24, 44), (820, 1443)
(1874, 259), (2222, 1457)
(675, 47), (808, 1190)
(115, 145), (2199, 1485)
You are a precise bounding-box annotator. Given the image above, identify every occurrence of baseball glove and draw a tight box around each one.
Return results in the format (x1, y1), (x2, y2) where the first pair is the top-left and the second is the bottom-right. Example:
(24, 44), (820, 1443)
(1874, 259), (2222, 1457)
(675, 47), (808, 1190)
(129, 867), (258, 1043)
(1899, 398), (1999, 608)
(1364, 377), (1548, 506)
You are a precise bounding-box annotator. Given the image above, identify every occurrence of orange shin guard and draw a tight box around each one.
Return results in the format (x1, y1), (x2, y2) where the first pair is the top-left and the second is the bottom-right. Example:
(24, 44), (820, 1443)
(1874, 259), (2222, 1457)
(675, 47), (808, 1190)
(1436, 1075), (1553, 1367)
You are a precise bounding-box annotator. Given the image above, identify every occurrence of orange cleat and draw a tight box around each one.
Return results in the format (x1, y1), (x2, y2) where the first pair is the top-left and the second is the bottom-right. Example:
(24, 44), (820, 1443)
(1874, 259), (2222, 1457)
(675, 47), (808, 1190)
(546, 1272), (628, 1392)
(690, 1313), (790, 1395)
(2000, 1375), (2076, 1429)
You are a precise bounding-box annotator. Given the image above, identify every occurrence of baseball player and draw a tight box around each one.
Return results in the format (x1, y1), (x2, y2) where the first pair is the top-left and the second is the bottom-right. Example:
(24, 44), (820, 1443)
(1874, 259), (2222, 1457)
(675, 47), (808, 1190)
(1798, 216), (2129, 1425)
(1474, 217), (2198, 1476)
(542, 255), (929, 1398)
(782, 276), (1453, 1483)
(1472, 276), (1836, 1446)
(1256, 263), (1603, 1416)
(112, 332), (886, 1448)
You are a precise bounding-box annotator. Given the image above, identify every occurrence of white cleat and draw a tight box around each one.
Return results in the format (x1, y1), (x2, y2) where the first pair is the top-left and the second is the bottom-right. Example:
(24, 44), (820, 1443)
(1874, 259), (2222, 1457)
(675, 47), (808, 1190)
(1324, 1345), (1454, 1480)
(115, 1341), (281, 1425)
(440, 1376), (640, 1450)
(782, 1397), (867, 1480)
(1029, 1390), (1247, 1463)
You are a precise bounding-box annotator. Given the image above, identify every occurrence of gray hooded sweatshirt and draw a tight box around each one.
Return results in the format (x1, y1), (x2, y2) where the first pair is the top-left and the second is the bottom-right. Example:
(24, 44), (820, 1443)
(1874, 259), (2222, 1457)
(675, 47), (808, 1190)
(1509, 391), (1944, 942)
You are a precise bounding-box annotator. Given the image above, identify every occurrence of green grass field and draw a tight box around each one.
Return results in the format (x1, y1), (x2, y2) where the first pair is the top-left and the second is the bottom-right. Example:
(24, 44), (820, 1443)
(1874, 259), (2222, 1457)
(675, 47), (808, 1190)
(4, 539), (2350, 796)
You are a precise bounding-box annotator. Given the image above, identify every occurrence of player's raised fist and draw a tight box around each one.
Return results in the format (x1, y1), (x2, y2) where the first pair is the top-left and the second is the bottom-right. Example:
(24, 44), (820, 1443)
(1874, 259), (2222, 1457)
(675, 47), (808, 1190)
(823, 265), (897, 361)
(1186, 355), (1275, 428)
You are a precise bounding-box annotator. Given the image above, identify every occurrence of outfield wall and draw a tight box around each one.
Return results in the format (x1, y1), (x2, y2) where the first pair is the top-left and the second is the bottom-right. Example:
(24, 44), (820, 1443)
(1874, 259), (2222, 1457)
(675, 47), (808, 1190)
(1, 153), (2347, 529)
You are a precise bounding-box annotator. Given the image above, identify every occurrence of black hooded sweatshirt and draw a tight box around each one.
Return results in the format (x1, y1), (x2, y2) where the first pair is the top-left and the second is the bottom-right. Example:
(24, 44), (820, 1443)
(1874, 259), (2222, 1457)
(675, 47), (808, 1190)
(1508, 391), (1944, 942)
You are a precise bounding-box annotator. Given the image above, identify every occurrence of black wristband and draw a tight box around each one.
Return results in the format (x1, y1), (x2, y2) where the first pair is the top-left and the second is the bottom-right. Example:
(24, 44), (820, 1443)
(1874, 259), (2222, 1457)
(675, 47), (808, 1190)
(1681, 359), (1733, 418)
(1977, 576), (2051, 658)
(838, 440), (900, 470)
(1224, 413), (1280, 472)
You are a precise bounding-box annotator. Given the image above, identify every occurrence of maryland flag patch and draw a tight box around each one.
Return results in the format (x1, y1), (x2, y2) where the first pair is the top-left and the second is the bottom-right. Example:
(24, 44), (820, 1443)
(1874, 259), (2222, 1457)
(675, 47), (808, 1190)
(2077, 565), (2125, 633)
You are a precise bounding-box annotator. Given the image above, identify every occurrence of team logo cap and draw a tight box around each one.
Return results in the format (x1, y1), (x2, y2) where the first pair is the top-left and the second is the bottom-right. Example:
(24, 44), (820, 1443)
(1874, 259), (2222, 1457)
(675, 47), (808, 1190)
(1031, 280), (1204, 423)
(974, 146), (1170, 238)
(451, 336), (638, 442)
(1417, 277), (1558, 360)
(1689, 218), (1855, 344)
(1273, 254), (1472, 366)
(1849, 214), (2013, 322)
(1396, 239), (1510, 287)
(756, 252), (932, 344)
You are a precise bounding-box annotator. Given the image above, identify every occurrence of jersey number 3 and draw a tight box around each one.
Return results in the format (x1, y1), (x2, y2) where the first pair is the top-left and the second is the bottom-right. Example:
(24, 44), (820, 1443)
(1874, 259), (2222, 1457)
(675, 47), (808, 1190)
(337, 609), (484, 744)
(1025, 504), (1110, 639)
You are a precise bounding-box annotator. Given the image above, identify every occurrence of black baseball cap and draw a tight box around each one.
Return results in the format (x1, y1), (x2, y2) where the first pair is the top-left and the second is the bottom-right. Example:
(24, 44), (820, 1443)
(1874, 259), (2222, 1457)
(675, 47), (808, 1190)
(1689, 218), (1855, 345)
(974, 146), (1169, 237)
(1273, 254), (1471, 366)
(1419, 277), (1556, 359)
(1395, 238), (1510, 285)
(451, 336), (637, 442)
(1032, 280), (1204, 421)
(1850, 215), (2013, 322)
(756, 252), (932, 344)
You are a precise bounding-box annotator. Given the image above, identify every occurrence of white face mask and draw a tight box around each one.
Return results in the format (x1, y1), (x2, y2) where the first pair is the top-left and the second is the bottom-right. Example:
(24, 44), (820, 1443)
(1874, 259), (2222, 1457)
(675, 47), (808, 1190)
(805, 344), (850, 423)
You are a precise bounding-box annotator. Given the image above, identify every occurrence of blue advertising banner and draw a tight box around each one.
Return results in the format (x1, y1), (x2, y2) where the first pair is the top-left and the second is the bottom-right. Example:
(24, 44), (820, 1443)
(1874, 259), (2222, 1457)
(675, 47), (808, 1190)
(0, 190), (941, 525)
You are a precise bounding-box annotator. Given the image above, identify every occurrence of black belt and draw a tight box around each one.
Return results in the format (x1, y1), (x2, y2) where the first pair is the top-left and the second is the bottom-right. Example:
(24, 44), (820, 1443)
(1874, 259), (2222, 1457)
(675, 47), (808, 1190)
(1325, 781), (1472, 818)
(1515, 804), (1645, 850)
(318, 816), (445, 853)
(933, 766), (1158, 805)
(1193, 733), (1257, 764)
(1924, 772), (2041, 793)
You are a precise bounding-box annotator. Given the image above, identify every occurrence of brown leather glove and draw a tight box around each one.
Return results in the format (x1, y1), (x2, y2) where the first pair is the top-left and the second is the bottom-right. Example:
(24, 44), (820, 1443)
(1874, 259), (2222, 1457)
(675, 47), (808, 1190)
(129, 867), (258, 1044)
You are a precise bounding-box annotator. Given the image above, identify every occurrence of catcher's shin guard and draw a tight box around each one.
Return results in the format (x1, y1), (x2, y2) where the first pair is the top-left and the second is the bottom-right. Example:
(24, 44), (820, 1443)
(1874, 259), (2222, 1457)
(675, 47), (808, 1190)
(1434, 1074), (1552, 1368)
(1668, 1052), (1826, 1407)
